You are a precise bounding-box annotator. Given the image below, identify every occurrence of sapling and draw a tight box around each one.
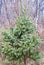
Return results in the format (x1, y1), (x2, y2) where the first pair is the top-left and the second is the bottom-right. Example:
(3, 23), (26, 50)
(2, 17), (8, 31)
(1, 15), (41, 65)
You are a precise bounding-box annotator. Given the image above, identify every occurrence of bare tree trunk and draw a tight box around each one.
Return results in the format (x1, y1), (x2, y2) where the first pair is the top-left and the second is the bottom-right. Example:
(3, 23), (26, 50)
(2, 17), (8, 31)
(0, 0), (2, 14)
(36, 0), (39, 29)
(4, 0), (11, 25)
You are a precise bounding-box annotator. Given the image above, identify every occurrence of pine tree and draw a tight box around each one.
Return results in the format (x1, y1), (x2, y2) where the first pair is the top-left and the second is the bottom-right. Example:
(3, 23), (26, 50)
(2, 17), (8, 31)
(1, 15), (41, 65)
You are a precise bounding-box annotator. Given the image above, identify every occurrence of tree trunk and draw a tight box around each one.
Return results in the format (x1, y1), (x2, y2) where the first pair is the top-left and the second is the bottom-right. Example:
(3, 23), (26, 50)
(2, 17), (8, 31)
(35, 60), (39, 65)
(24, 58), (27, 65)
(24, 58), (31, 65)
(11, 61), (15, 65)
(24, 59), (31, 65)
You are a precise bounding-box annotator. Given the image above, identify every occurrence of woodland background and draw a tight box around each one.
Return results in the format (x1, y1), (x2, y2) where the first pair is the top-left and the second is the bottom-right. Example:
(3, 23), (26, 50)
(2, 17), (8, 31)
(0, 0), (44, 58)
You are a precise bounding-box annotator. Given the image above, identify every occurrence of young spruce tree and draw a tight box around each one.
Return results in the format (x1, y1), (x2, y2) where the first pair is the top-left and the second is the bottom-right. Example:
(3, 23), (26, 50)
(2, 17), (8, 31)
(1, 14), (41, 65)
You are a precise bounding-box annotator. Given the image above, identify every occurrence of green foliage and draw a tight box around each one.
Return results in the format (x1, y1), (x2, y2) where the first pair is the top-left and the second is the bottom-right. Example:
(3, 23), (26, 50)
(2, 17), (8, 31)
(1, 15), (41, 62)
